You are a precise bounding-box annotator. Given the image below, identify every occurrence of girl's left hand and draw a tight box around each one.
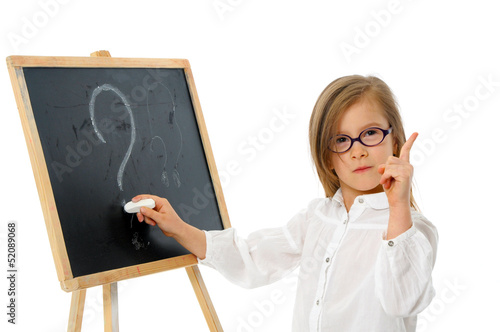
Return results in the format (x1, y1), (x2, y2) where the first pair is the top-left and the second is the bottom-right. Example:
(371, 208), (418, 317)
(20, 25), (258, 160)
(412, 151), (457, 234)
(377, 132), (418, 208)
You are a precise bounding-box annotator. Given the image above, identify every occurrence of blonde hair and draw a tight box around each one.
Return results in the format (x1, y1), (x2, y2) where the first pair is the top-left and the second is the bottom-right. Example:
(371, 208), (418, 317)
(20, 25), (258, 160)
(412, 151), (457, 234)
(308, 75), (418, 210)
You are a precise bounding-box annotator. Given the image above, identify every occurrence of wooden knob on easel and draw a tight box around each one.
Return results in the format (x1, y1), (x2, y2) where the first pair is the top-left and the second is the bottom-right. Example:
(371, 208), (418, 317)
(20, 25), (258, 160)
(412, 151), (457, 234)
(91, 50), (111, 57)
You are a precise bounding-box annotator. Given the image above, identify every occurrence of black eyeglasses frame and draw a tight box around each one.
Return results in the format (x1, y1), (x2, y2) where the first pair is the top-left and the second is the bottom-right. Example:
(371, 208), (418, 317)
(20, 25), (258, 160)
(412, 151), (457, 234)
(328, 127), (393, 153)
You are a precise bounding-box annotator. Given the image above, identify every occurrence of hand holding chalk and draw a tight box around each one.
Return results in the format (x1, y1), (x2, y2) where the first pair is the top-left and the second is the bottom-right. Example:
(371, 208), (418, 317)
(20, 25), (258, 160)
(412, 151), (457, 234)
(131, 194), (208, 259)
(124, 198), (155, 213)
(132, 194), (183, 235)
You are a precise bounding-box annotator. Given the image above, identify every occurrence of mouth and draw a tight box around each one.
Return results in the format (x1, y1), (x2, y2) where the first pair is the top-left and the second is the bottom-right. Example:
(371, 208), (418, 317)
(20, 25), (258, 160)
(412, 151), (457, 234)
(353, 166), (372, 174)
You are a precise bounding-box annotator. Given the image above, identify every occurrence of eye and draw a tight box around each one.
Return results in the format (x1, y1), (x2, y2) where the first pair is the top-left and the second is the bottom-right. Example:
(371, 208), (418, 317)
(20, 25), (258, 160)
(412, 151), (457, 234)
(361, 128), (384, 145)
(336, 136), (348, 144)
(364, 129), (378, 137)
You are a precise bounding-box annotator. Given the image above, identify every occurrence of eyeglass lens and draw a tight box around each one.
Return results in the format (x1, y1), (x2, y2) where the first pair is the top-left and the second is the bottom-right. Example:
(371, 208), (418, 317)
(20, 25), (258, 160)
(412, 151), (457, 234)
(331, 128), (385, 153)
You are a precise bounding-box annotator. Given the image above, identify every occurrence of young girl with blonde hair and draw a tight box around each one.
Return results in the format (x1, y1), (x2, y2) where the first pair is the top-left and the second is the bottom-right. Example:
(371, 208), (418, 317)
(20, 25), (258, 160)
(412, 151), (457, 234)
(133, 75), (438, 331)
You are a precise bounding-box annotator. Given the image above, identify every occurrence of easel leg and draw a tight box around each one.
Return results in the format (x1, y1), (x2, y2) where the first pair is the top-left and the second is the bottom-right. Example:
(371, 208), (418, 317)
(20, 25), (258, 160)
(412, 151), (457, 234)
(103, 282), (119, 332)
(186, 265), (223, 331)
(68, 289), (86, 332)
(90, 48), (119, 332)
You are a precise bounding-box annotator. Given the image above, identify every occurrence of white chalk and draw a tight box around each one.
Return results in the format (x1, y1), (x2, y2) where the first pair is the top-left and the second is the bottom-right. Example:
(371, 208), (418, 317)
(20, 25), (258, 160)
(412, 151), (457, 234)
(124, 198), (155, 213)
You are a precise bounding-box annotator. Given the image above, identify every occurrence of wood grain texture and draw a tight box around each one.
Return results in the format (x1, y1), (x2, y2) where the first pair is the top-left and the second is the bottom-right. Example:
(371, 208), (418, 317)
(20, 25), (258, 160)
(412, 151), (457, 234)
(67, 290), (86, 332)
(186, 266), (223, 331)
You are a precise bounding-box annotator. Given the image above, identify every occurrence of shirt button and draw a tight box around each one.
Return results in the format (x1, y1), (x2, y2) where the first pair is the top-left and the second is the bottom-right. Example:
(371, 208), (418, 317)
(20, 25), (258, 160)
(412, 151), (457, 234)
(316, 300), (320, 306)
(388, 240), (394, 247)
(358, 198), (364, 204)
(325, 257), (330, 263)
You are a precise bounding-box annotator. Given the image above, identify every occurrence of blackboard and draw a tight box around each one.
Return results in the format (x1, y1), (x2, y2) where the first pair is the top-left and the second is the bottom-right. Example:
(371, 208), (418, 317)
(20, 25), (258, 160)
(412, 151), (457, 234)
(7, 56), (230, 291)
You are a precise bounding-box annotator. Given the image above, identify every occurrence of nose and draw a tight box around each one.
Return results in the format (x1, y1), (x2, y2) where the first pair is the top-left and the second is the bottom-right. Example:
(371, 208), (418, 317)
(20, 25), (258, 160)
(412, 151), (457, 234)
(350, 140), (367, 159)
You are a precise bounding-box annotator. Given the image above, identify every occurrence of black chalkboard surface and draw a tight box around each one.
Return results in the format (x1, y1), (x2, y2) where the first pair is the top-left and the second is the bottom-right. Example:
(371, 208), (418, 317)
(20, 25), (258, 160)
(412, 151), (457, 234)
(7, 56), (229, 290)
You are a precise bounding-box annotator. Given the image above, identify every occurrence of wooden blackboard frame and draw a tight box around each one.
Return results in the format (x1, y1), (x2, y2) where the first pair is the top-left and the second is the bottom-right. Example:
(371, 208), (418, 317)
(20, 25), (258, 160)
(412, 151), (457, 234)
(6, 55), (231, 292)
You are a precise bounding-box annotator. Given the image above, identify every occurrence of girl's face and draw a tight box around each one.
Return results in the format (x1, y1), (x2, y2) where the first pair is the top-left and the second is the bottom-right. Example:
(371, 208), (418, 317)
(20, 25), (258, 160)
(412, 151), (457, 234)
(329, 97), (397, 199)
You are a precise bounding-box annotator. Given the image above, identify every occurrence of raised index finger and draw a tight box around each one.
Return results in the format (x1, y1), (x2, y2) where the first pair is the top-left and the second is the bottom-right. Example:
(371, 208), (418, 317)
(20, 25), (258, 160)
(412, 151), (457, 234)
(399, 132), (418, 162)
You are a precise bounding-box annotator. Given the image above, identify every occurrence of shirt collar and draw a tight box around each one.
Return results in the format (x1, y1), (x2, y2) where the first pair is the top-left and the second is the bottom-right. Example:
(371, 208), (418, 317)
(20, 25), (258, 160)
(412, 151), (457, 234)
(332, 188), (345, 206)
(332, 188), (389, 210)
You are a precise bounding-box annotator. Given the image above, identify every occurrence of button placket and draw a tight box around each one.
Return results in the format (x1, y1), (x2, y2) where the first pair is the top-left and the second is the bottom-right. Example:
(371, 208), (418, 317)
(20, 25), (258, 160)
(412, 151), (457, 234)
(312, 238), (337, 328)
(341, 211), (349, 225)
(314, 215), (350, 329)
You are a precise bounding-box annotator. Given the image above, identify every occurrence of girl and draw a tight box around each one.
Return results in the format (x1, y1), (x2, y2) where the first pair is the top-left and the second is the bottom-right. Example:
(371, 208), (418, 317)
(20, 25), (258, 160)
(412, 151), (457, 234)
(133, 75), (438, 331)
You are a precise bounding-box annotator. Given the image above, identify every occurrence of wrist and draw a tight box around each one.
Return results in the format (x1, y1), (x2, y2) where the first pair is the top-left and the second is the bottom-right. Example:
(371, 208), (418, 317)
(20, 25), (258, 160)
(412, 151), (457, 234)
(390, 204), (410, 212)
(171, 221), (207, 259)
(170, 218), (189, 240)
(386, 204), (412, 240)
(388, 198), (411, 212)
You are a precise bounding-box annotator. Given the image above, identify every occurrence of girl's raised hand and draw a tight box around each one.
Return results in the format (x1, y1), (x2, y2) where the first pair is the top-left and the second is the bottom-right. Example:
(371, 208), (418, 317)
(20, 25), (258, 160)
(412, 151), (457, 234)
(377, 133), (418, 208)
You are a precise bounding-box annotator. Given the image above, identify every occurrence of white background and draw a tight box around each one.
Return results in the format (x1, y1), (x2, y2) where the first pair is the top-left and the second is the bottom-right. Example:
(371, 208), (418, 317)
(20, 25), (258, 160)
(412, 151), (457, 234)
(1, 0), (499, 331)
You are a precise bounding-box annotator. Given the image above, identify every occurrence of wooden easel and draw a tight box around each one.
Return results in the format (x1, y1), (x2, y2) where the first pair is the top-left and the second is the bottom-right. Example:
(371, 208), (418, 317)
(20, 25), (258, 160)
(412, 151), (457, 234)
(65, 51), (223, 332)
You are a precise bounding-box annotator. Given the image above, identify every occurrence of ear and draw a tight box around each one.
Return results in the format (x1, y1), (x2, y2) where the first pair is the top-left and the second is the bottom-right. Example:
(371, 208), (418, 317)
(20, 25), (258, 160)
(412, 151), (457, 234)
(393, 142), (398, 156)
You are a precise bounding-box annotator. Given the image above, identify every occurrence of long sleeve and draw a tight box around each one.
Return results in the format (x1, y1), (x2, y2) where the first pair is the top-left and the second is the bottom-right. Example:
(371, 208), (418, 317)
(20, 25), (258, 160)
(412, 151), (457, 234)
(199, 207), (309, 289)
(374, 210), (438, 317)
(198, 192), (437, 331)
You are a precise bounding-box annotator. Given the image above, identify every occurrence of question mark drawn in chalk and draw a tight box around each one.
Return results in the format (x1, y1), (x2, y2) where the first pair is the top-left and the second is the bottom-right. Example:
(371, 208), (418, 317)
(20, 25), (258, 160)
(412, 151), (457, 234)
(89, 84), (136, 191)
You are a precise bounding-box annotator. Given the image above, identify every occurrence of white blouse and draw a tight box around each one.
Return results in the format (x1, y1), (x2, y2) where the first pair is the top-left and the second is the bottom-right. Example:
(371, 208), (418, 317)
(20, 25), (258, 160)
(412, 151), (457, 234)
(199, 190), (438, 331)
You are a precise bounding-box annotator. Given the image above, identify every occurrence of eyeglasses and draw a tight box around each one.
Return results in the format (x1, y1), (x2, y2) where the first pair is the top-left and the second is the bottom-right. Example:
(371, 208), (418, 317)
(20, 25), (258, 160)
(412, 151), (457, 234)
(328, 127), (393, 153)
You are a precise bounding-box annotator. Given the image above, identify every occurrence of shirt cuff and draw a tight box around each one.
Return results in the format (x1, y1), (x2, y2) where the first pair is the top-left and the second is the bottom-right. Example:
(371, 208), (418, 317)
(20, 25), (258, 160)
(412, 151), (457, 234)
(197, 230), (212, 264)
(382, 223), (417, 248)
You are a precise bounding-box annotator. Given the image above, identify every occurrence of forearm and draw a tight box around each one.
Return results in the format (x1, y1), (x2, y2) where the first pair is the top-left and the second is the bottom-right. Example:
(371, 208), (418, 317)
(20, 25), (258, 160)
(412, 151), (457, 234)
(172, 222), (207, 259)
(386, 204), (412, 240)
(376, 212), (437, 316)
